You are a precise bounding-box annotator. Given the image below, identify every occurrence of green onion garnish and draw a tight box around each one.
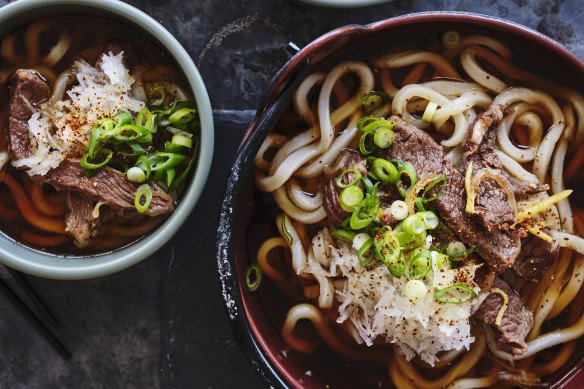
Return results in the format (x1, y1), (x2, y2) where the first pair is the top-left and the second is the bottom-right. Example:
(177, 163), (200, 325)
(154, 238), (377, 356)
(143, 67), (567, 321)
(441, 30), (461, 49)
(339, 186), (364, 212)
(421, 176), (447, 203)
(336, 168), (362, 188)
(371, 158), (398, 184)
(330, 229), (357, 244)
(358, 238), (375, 266)
(148, 152), (186, 172)
(408, 251), (432, 280)
(148, 84), (167, 107)
(361, 91), (388, 109)
(374, 227), (404, 277)
(447, 243), (482, 258)
(397, 162), (417, 197)
(435, 284), (475, 304)
(402, 214), (426, 236)
(245, 264), (263, 292)
(281, 213), (294, 245)
(373, 127), (395, 148)
(80, 148), (113, 170)
(134, 183), (153, 213)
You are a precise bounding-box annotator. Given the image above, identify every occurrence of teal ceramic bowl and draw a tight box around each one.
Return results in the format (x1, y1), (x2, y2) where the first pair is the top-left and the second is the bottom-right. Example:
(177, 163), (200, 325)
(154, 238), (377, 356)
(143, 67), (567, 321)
(0, 0), (213, 279)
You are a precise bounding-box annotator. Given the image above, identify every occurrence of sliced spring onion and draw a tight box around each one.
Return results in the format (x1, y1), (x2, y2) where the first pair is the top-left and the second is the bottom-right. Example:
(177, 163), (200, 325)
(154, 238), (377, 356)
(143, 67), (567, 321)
(422, 101), (438, 122)
(87, 126), (102, 158)
(80, 148), (113, 170)
(148, 84), (167, 107)
(415, 197), (426, 212)
(115, 142), (147, 157)
(434, 252), (451, 271)
(352, 232), (371, 252)
(434, 284), (475, 304)
(127, 166), (146, 183)
(446, 243), (482, 258)
(359, 132), (377, 155)
(281, 213), (294, 245)
(330, 229), (357, 244)
(373, 127), (395, 149)
(113, 111), (133, 127)
(245, 264), (263, 292)
(166, 168), (176, 187)
(171, 134), (193, 148)
(418, 211), (439, 230)
(441, 30), (461, 49)
(402, 214), (426, 235)
(374, 228), (404, 277)
(408, 251), (432, 280)
(136, 107), (156, 133)
(358, 238), (375, 267)
(148, 152), (186, 171)
(350, 205), (375, 230)
(421, 176), (447, 203)
(361, 91), (388, 109)
(134, 183), (153, 213)
(113, 124), (151, 142)
(168, 148), (198, 192)
(390, 200), (409, 221)
(397, 162), (417, 197)
(336, 168), (362, 188)
(371, 158), (398, 184)
(405, 280), (427, 301)
(168, 108), (196, 124)
(135, 155), (152, 181)
(340, 186), (364, 212)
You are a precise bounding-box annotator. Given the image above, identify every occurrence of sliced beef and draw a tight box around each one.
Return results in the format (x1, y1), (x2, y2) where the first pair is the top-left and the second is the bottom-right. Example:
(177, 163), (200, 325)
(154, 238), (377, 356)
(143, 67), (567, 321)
(385, 116), (520, 274)
(34, 158), (174, 217)
(462, 105), (548, 201)
(474, 277), (534, 355)
(8, 69), (50, 161)
(513, 231), (559, 280)
(64, 191), (100, 247)
(323, 150), (368, 227)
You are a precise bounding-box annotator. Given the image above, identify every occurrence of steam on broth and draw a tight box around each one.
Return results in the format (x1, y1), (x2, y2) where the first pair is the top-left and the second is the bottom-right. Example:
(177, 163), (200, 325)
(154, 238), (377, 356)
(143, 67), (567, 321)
(0, 17), (199, 255)
(251, 30), (584, 388)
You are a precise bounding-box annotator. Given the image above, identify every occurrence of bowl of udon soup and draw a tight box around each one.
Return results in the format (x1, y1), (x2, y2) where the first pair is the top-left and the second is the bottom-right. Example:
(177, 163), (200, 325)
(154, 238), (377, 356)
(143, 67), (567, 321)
(0, 0), (213, 279)
(217, 12), (584, 389)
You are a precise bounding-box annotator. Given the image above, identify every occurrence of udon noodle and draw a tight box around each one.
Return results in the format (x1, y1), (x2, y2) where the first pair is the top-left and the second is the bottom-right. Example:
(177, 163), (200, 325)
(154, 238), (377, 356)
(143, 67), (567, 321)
(252, 31), (584, 388)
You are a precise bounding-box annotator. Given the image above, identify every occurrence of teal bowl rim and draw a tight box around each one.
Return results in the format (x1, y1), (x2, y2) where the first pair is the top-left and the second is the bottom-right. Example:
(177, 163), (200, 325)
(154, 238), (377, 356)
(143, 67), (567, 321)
(0, 0), (214, 279)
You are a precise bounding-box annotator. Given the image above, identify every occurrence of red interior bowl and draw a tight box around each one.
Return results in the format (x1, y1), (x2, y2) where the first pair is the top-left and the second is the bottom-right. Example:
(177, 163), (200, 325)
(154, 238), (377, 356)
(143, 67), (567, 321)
(217, 12), (584, 389)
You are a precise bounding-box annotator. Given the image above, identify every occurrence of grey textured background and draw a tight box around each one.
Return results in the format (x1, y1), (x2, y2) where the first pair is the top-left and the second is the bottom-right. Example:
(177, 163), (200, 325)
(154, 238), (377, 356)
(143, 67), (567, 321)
(0, 0), (583, 387)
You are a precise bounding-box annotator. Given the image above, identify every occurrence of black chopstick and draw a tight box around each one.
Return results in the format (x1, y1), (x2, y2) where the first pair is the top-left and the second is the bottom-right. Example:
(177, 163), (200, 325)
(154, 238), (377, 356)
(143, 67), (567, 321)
(0, 277), (71, 360)
(6, 268), (58, 327)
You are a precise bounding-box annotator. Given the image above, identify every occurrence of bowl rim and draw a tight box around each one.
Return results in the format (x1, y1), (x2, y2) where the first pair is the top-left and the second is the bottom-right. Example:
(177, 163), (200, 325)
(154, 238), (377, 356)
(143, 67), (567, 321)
(217, 10), (584, 389)
(0, 0), (213, 279)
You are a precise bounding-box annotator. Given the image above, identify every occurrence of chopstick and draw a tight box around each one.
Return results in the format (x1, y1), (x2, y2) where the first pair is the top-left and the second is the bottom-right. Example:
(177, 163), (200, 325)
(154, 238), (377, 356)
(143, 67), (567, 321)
(0, 277), (71, 360)
(6, 267), (58, 327)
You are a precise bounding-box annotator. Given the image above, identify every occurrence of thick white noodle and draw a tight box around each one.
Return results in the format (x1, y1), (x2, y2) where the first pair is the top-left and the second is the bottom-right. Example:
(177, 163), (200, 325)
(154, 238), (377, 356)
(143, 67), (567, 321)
(286, 178), (323, 211)
(497, 103), (545, 163)
(272, 186), (326, 224)
(254, 133), (289, 170)
(256, 61), (374, 192)
(372, 50), (461, 79)
(422, 80), (485, 98)
(493, 87), (565, 182)
(295, 113), (361, 178)
(392, 84), (469, 147)
(312, 228), (333, 267)
(49, 70), (73, 106)
(494, 149), (539, 183)
(276, 213), (307, 274)
(551, 104), (575, 233)
(42, 30), (72, 67)
(551, 231), (584, 255)
(293, 72), (326, 125)
(431, 90), (492, 129)
(443, 35), (513, 62)
(460, 46), (507, 93)
(306, 251), (335, 309)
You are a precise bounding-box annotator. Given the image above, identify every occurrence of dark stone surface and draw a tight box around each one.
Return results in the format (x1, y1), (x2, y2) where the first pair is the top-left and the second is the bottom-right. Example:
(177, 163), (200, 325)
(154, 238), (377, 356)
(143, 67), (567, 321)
(0, 0), (583, 388)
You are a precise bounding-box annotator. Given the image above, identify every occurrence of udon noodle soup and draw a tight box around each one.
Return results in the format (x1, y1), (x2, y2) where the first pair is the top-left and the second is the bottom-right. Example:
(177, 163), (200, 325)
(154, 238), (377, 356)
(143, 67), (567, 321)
(251, 30), (584, 388)
(0, 17), (199, 255)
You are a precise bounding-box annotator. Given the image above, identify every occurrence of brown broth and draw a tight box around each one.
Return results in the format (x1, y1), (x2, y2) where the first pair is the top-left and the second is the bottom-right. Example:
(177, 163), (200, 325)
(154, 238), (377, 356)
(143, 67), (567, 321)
(0, 16), (193, 256)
